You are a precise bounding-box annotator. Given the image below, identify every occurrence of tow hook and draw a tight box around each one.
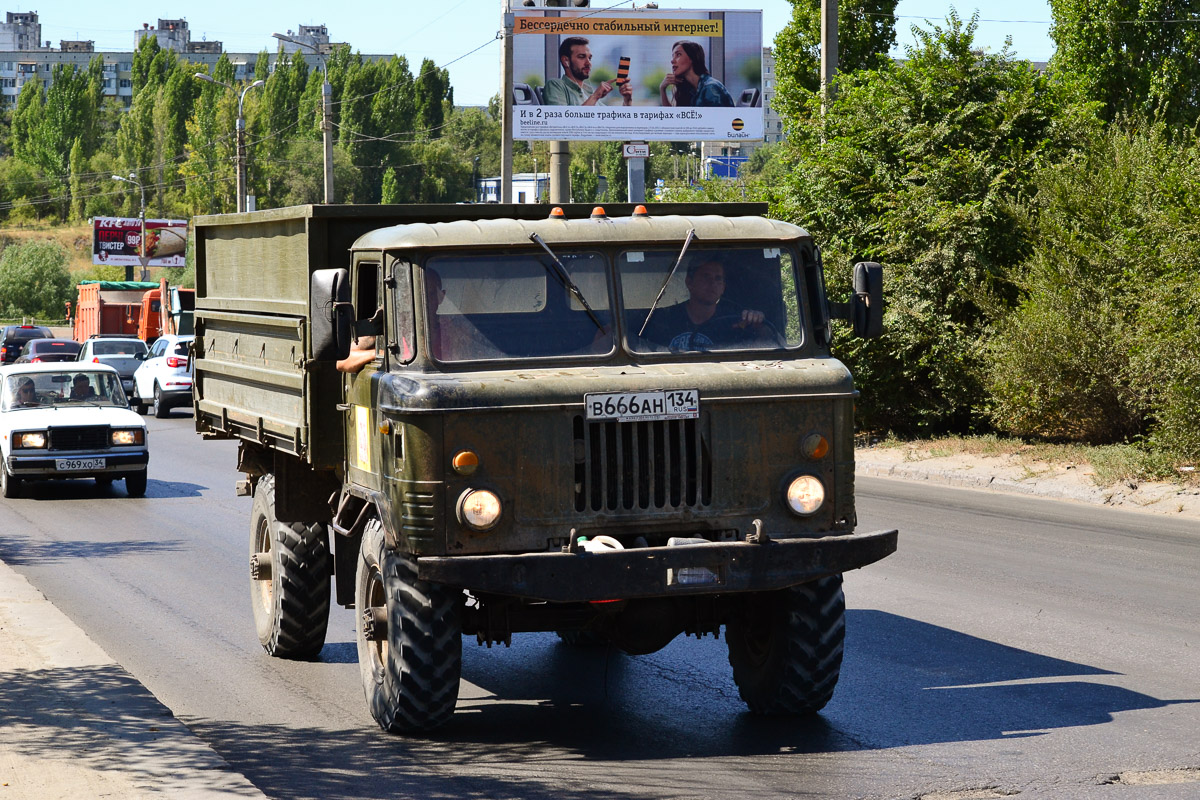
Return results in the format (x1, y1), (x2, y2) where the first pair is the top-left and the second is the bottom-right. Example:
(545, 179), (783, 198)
(746, 519), (769, 545)
(250, 552), (271, 580)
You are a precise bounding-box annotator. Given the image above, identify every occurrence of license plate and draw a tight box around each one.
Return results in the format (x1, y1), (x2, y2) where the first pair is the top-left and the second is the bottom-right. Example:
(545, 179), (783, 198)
(56, 458), (105, 471)
(585, 389), (699, 422)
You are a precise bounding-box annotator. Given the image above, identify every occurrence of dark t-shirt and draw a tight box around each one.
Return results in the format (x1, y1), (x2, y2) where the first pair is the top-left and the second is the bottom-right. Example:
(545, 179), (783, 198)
(643, 300), (750, 351)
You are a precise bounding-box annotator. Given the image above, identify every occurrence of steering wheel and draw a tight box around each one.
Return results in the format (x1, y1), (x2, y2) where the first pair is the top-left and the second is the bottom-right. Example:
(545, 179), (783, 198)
(706, 314), (785, 347)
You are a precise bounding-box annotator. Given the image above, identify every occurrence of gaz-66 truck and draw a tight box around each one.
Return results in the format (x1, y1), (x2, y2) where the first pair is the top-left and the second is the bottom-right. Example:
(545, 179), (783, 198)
(192, 202), (897, 733)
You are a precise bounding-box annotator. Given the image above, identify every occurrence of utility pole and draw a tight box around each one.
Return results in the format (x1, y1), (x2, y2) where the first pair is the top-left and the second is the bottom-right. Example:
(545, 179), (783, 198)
(550, 141), (570, 203)
(820, 0), (838, 116)
(500, 1), (515, 203)
(111, 173), (146, 281)
(193, 73), (265, 213)
(274, 33), (334, 203)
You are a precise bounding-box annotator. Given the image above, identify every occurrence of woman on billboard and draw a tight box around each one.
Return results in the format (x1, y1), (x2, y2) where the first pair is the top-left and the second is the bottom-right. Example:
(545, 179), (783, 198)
(659, 41), (734, 107)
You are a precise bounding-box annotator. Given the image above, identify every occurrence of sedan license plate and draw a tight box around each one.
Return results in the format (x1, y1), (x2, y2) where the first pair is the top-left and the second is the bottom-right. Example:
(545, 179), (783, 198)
(585, 389), (699, 422)
(56, 458), (105, 471)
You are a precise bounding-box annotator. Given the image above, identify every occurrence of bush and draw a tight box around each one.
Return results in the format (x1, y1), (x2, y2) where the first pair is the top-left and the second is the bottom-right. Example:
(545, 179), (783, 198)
(0, 240), (74, 319)
(987, 120), (1200, 459)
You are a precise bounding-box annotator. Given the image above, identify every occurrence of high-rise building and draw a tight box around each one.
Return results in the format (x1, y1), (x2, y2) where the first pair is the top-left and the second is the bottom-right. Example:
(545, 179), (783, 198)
(0, 11), (41, 51)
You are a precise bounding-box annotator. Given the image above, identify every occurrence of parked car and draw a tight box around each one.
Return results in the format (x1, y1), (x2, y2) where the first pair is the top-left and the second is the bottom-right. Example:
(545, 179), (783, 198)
(131, 333), (194, 418)
(14, 338), (82, 364)
(0, 363), (149, 497)
(77, 335), (148, 398)
(0, 325), (52, 364)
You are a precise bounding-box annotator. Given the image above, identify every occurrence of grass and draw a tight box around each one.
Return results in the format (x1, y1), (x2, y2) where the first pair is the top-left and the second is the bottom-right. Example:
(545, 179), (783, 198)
(861, 433), (1197, 487)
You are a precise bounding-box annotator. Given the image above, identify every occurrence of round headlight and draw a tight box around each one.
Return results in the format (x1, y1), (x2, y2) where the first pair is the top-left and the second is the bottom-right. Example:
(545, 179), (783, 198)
(785, 475), (825, 516)
(458, 489), (502, 531)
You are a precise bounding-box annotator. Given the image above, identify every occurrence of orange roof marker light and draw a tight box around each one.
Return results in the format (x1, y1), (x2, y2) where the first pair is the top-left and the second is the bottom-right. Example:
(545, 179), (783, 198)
(632, 205), (650, 217)
(590, 206), (607, 219)
(549, 207), (565, 218)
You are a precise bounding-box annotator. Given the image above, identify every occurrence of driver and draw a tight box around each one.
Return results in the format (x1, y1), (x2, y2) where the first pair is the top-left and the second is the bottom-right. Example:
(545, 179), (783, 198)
(14, 377), (38, 407)
(70, 374), (97, 400)
(644, 260), (764, 351)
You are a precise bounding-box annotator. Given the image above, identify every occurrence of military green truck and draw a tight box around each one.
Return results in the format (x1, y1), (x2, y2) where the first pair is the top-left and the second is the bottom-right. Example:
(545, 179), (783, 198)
(192, 202), (897, 733)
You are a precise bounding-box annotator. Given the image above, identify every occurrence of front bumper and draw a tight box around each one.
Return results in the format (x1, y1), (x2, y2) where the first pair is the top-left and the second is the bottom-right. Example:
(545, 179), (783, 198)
(419, 529), (898, 602)
(8, 450), (149, 479)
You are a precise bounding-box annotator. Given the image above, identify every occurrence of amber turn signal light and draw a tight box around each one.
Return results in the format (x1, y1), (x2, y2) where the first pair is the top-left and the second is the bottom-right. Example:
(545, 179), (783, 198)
(801, 433), (830, 460)
(452, 450), (479, 475)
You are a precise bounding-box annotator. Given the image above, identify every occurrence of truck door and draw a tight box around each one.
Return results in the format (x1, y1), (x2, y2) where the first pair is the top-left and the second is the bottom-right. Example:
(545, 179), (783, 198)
(343, 259), (384, 492)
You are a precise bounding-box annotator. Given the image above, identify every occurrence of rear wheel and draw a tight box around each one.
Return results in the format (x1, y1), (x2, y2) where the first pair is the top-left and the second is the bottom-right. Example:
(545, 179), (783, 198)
(1, 464), (21, 499)
(152, 384), (169, 418)
(124, 470), (147, 498)
(356, 518), (462, 732)
(96, 475), (115, 491)
(249, 473), (330, 659)
(726, 575), (845, 715)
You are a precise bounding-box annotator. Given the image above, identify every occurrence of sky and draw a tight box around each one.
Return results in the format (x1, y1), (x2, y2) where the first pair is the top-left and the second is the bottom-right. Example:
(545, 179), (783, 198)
(19, 1), (1057, 106)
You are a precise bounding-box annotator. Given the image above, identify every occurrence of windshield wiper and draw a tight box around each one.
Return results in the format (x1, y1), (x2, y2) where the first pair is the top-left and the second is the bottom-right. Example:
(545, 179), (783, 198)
(528, 233), (606, 333)
(639, 228), (696, 336)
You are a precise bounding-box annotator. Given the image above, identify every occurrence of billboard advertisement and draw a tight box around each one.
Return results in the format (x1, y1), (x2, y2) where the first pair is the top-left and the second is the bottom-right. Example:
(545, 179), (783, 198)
(92, 217), (188, 267)
(512, 8), (763, 142)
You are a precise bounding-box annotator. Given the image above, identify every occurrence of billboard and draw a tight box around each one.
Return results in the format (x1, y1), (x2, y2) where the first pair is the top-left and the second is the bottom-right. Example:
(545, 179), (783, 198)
(92, 217), (188, 267)
(512, 8), (763, 142)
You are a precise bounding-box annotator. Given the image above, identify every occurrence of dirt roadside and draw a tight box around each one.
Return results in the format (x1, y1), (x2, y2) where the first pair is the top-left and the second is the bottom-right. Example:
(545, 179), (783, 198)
(856, 444), (1200, 521)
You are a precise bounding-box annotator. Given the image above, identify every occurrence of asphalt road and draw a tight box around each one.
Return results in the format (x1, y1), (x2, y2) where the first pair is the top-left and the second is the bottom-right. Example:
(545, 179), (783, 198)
(1, 412), (1198, 800)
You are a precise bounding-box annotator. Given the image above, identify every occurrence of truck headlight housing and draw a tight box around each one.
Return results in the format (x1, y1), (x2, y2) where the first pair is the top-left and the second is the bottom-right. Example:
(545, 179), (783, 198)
(14, 431), (47, 449)
(785, 475), (825, 516)
(111, 428), (145, 446)
(458, 488), (502, 531)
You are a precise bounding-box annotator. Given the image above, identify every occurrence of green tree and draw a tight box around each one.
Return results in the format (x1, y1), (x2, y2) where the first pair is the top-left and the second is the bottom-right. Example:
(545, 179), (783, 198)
(0, 240), (73, 318)
(1050, 0), (1200, 126)
(68, 137), (86, 221)
(782, 12), (1097, 434)
(773, 0), (899, 121)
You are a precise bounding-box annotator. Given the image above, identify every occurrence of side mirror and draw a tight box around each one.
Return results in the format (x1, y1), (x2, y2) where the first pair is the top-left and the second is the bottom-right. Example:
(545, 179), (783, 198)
(851, 261), (883, 339)
(311, 268), (353, 362)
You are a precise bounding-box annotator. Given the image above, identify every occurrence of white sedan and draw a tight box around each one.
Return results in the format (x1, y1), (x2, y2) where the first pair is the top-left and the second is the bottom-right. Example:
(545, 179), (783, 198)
(0, 363), (149, 498)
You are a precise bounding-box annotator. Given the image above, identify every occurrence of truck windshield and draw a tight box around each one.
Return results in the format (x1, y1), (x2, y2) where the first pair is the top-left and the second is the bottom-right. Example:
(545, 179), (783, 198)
(621, 246), (804, 354)
(424, 251), (613, 361)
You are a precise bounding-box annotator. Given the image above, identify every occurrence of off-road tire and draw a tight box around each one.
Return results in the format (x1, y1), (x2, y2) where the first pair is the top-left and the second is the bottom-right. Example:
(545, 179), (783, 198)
(726, 574), (845, 715)
(1, 464), (20, 499)
(152, 384), (169, 418)
(356, 518), (462, 733)
(124, 470), (147, 498)
(249, 473), (330, 659)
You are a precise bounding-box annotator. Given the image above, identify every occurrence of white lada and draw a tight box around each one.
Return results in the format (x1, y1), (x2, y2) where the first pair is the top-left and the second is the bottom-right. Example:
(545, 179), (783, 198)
(0, 363), (149, 498)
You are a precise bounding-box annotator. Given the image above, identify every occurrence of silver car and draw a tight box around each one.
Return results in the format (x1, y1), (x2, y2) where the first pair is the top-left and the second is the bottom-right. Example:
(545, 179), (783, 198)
(77, 336), (148, 398)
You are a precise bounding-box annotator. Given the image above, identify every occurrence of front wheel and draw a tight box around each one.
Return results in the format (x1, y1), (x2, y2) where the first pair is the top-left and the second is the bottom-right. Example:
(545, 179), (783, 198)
(123, 470), (146, 498)
(152, 384), (169, 418)
(130, 384), (147, 415)
(1, 463), (20, 499)
(726, 575), (845, 715)
(249, 473), (330, 659)
(356, 518), (462, 733)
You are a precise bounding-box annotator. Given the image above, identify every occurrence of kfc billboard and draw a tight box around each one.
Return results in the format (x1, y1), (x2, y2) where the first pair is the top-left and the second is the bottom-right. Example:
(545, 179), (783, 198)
(92, 217), (188, 267)
(511, 8), (763, 142)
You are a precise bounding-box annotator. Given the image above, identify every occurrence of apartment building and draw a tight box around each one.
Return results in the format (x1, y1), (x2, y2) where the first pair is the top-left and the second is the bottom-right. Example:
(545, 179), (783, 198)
(0, 12), (364, 109)
(0, 11), (40, 51)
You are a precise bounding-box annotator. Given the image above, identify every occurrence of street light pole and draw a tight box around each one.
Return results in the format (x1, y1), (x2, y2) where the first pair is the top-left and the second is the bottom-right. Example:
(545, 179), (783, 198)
(112, 173), (146, 281)
(273, 33), (334, 204)
(193, 73), (265, 213)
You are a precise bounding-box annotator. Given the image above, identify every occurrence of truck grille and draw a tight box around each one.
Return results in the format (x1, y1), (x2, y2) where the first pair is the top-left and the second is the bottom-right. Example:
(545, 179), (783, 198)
(50, 426), (109, 451)
(573, 415), (712, 512)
